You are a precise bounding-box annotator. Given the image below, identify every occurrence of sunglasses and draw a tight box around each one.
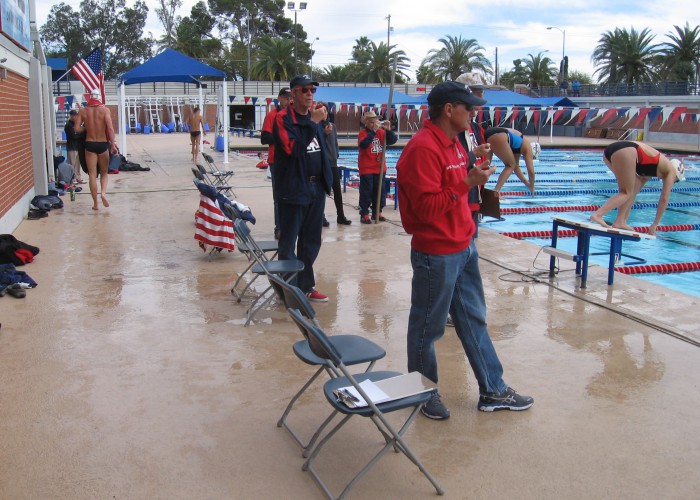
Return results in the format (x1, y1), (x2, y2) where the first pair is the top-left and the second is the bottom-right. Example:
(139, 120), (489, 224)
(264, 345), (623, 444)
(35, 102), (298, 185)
(296, 86), (317, 94)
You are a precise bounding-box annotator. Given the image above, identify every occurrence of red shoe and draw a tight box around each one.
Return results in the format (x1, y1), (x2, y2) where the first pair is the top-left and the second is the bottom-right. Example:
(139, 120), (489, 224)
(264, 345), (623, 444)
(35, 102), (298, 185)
(360, 215), (372, 224)
(305, 289), (329, 302)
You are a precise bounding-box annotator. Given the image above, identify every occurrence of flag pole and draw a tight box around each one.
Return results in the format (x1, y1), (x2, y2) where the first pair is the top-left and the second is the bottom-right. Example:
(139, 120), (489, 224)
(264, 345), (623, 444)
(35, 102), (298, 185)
(374, 58), (397, 224)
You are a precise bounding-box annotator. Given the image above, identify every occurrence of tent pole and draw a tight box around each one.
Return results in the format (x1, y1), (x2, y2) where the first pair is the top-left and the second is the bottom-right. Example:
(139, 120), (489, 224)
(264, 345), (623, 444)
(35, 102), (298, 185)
(223, 79), (229, 164)
(374, 59), (397, 223)
(118, 83), (127, 156)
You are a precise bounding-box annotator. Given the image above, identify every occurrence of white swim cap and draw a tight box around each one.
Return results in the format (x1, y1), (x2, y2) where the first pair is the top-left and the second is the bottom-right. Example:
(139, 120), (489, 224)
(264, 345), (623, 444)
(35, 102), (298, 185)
(670, 159), (685, 182)
(531, 142), (541, 159)
(90, 88), (101, 99)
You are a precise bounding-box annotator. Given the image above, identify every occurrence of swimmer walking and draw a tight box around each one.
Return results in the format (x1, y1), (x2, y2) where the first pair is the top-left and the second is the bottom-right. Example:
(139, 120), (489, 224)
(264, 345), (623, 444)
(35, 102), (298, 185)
(187, 106), (206, 162)
(78, 89), (117, 210)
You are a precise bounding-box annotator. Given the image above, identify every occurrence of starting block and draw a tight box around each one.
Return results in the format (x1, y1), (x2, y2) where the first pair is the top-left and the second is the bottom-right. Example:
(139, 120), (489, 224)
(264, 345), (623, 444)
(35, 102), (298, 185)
(547, 216), (655, 288)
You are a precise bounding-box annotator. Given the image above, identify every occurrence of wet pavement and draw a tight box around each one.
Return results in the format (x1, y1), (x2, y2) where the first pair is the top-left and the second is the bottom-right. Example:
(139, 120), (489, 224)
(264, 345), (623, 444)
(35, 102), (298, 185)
(1, 132), (699, 499)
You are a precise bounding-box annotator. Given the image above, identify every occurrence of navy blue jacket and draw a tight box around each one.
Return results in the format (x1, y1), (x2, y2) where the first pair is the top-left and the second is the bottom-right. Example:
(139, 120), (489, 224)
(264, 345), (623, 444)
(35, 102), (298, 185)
(272, 106), (332, 205)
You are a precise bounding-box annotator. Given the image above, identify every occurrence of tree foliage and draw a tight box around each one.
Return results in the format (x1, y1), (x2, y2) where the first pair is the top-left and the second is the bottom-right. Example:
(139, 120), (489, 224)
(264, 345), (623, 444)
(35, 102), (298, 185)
(660, 22), (700, 83)
(172, 2), (222, 63)
(40, 0), (153, 79)
(250, 37), (297, 81)
(592, 27), (660, 84)
(420, 35), (492, 81)
(155, 0), (182, 50)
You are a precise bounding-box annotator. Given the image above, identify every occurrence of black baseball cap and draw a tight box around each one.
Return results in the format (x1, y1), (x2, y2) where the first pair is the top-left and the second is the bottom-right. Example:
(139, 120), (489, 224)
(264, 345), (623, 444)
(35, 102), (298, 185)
(427, 81), (486, 107)
(290, 74), (319, 89)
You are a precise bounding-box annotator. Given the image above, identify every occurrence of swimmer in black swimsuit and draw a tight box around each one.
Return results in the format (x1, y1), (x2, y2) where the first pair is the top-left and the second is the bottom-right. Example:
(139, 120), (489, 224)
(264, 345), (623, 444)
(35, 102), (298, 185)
(187, 107), (206, 162)
(592, 141), (685, 234)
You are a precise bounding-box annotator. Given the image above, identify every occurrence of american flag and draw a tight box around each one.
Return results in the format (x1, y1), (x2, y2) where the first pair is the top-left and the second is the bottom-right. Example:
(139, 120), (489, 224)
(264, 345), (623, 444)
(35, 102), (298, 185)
(71, 48), (105, 103)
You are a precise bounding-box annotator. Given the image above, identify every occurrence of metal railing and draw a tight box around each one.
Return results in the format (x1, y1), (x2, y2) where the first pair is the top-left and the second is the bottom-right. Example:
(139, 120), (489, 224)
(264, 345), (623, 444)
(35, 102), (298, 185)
(534, 81), (699, 98)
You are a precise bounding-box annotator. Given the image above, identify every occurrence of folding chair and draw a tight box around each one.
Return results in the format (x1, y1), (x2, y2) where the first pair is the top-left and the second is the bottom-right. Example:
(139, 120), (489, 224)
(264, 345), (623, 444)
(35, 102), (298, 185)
(232, 218), (304, 326)
(267, 274), (385, 457)
(287, 308), (445, 499)
(222, 204), (279, 303)
(201, 152), (235, 187)
(196, 164), (235, 198)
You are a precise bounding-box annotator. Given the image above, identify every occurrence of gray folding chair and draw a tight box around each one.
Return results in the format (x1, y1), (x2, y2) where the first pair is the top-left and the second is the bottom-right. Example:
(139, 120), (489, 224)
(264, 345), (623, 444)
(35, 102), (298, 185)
(287, 308), (444, 499)
(233, 218), (304, 326)
(267, 274), (385, 457)
(221, 204), (278, 302)
(196, 163), (235, 197)
(201, 152), (234, 187)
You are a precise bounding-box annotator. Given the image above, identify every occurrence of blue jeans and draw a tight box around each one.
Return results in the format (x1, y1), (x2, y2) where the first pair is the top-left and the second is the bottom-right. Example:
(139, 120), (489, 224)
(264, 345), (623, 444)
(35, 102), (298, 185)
(277, 180), (326, 293)
(407, 240), (507, 394)
(359, 173), (389, 216)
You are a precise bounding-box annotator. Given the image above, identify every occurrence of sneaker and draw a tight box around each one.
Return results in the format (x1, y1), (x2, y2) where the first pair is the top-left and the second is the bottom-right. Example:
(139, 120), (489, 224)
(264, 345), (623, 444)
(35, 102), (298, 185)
(478, 387), (533, 412)
(360, 215), (372, 224)
(306, 289), (329, 302)
(322, 216), (330, 228)
(378, 213), (386, 222)
(446, 314), (454, 327)
(421, 393), (450, 420)
(337, 216), (352, 225)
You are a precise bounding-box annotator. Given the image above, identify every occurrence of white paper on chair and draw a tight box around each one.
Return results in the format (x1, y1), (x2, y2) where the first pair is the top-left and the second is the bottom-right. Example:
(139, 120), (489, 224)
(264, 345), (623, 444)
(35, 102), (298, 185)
(334, 372), (437, 408)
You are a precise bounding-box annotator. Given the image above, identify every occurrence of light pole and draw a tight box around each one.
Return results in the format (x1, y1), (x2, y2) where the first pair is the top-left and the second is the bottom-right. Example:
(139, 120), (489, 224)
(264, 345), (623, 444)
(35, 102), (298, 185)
(287, 2), (307, 74)
(309, 37), (319, 78)
(547, 26), (566, 75)
(386, 14), (393, 48)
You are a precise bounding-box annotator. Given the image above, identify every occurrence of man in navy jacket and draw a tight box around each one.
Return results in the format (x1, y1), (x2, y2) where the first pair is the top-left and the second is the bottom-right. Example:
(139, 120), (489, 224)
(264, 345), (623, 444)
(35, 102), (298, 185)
(272, 74), (333, 302)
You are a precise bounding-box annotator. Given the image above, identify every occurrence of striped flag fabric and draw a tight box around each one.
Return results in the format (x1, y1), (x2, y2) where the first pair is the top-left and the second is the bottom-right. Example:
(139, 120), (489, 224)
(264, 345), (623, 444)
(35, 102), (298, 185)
(70, 48), (105, 103)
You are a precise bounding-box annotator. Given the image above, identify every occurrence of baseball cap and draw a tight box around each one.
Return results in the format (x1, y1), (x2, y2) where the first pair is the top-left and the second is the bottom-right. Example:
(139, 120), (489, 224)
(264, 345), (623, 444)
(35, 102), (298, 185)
(427, 81), (487, 107)
(290, 74), (319, 88)
(670, 159), (686, 182)
(278, 87), (291, 97)
(455, 72), (487, 90)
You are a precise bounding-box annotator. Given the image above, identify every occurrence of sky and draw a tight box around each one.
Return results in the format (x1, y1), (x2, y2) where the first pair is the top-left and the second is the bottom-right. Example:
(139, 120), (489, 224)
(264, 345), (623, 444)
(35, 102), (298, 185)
(33, 0), (700, 82)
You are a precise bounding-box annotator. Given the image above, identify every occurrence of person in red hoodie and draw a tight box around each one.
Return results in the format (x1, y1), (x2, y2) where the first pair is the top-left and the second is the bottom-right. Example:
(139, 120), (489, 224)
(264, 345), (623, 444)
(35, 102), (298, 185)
(397, 81), (533, 419)
(357, 111), (397, 224)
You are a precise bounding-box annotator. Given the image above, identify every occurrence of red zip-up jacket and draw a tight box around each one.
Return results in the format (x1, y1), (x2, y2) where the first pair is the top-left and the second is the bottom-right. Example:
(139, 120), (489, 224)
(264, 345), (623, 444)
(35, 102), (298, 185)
(261, 106), (280, 164)
(396, 119), (475, 254)
(357, 126), (398, 175)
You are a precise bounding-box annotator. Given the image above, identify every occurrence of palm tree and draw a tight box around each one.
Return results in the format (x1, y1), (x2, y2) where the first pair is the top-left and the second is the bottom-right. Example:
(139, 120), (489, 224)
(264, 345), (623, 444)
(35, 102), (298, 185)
(356, 42), (410, 83)
(317, 63), (361, 82)
(660, 22), (700, 83)
(351, 36), (373, 64)
(420, 35), (492, 81)
(523, 52), (557, 89)
(250, 37), (296, 81)
(592, 27), (661, 84)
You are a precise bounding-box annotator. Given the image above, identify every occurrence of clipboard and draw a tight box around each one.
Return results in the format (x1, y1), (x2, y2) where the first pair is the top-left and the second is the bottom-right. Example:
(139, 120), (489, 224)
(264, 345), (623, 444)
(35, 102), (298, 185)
(334, 372), (437, 408)
(480, 188), (501, 219)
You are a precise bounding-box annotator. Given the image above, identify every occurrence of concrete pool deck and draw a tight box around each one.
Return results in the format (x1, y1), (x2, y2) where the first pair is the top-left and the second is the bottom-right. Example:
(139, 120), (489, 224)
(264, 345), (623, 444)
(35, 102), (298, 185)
(1, 132), (699, 499)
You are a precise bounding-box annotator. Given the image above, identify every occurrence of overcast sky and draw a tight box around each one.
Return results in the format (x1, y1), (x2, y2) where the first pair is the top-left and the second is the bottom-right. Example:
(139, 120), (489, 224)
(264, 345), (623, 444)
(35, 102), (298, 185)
(33, 0), (700, 82)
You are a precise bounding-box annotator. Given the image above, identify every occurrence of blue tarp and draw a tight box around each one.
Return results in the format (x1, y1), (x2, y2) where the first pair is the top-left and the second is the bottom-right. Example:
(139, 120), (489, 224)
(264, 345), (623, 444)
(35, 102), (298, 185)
(403, 89), (549, 106)
(120, 48), (226, 85)
(535, 97), (579, 107)
(315, 87), (421, 105)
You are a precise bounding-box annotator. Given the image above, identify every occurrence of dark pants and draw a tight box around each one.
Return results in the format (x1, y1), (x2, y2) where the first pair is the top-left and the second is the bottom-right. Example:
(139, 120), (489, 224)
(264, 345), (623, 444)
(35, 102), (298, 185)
(277, 180), (326, 293)
(359, 173), (388, 217)
(331, 166), (346, 219)
(269, 163), (279, 231)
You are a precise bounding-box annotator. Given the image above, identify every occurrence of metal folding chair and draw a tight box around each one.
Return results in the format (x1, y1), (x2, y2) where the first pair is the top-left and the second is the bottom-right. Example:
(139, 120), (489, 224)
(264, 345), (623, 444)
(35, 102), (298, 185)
(196, 164), (235, 197)
(287, 308), (444, 499)
(221, 204), (279, 303)
(201, 152), (235, 187)
(267, 274), (385, 457)
(232, 218), (304, 326)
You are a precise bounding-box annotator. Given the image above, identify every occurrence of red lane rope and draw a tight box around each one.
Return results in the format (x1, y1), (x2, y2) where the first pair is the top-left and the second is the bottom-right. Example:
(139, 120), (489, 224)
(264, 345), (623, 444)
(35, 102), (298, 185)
(502, 224), (699, 240)
(501, 205), (600, 214)
(616, 262), (700, 275)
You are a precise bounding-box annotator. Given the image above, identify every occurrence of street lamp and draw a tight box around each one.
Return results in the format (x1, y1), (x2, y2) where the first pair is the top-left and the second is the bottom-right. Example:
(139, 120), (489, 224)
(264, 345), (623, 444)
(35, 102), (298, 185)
(310, 37), (319, 79)
(287, 2), (307, 74)
(546, 26), (566, 66)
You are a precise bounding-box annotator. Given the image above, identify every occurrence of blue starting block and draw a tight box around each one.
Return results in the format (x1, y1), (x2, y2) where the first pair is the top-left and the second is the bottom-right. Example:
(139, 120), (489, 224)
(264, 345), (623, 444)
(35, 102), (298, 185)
(546, 216), (655, 288)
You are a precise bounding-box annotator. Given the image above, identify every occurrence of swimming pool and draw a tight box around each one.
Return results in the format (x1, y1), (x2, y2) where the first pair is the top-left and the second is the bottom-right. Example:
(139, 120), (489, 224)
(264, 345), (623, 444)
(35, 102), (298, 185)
(338, 148), (700, 298)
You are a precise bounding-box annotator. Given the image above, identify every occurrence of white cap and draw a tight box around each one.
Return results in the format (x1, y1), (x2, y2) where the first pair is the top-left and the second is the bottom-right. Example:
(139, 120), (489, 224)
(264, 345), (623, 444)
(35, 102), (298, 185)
(531, 142), (542, 159)
(90, 88), (101, 99)
(670, 159), (685, 182)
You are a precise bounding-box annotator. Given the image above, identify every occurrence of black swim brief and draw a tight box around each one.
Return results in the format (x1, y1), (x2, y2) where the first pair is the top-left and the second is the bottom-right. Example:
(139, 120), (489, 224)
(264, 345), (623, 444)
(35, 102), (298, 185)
(84, 141), (110, 154)
(190, 131), (201, 138)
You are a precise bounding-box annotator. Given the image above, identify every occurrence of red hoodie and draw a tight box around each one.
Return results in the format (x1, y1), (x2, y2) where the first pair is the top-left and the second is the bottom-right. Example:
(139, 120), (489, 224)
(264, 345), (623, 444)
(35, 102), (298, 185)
(396, 119), (475, 254)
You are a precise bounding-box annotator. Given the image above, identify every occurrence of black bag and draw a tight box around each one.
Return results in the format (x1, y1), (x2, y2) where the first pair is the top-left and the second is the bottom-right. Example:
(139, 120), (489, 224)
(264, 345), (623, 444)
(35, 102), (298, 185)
(108, 153), (121, 173)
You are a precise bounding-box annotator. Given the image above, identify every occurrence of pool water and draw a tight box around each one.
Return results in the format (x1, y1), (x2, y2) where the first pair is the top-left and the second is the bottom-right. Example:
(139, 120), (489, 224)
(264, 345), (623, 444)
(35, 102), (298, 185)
(338, 148), (700, 298)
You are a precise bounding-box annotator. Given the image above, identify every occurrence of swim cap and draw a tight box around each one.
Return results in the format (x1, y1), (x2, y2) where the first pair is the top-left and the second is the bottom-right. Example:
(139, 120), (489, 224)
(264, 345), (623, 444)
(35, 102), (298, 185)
(670, 159), (685, 182)
(90, 88), (101, 99)
(531, 142), (542, 159)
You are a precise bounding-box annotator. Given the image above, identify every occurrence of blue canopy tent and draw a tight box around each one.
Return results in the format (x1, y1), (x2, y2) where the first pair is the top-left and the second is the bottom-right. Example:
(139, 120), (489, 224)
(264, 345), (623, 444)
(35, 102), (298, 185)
(117, 49), (228, 161)
(315, 87), (421, 105)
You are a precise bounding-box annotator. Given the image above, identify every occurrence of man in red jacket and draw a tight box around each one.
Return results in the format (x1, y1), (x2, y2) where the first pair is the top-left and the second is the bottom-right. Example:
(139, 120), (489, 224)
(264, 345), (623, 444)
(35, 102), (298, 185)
(357, 111), (397, 224)
(397, 81), (533, 419)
